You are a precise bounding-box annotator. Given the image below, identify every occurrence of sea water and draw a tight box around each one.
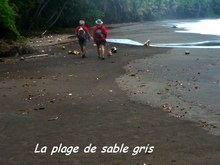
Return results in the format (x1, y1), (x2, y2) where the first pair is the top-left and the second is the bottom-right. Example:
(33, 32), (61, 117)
(176, 19), (220, 36)
(108, 19), (220, 48)
(155, 19), (220, 48)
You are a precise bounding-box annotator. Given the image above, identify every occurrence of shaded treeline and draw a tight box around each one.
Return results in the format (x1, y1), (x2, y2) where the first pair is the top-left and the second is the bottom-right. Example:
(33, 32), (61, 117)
(1, 0), (220, 40)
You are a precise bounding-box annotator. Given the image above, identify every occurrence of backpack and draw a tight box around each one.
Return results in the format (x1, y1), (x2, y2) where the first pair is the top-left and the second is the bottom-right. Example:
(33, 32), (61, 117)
(78, 27), (86, 40)
(95, 26), (104, 39)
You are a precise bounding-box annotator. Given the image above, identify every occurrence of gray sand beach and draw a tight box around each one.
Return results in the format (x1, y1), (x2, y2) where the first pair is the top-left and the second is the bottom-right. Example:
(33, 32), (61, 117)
(1, 19), (220, 164)
(114, 20), (220, 135)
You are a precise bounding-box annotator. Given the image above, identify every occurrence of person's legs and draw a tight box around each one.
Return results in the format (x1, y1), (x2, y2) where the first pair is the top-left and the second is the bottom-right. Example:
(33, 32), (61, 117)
(79, 39), (87, 58)
(96, 42), (101, 58)
(97, 40), (106, 60)
(100, 45), (105, 59)
(96, 40), (106, 60)
(81, 45), (87, 58)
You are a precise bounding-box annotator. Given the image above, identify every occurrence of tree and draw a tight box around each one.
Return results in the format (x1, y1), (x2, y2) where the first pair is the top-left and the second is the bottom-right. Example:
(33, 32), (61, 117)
(0, 0), (22, 39)
(2, 0), (220, 41)
(174, 0), (212, 18)
(9, 0), (103, 30)
(211, 0), (220, 15)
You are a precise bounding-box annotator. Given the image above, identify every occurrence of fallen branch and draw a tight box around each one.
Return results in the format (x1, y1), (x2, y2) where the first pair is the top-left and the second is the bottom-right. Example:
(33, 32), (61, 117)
(20, 54), (49, 60)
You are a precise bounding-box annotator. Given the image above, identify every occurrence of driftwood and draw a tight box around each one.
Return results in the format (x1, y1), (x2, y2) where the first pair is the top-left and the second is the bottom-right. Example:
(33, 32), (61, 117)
(40, 30), (48, 38)
(144, 40), (150, 47)
(20, 54), (48, 60)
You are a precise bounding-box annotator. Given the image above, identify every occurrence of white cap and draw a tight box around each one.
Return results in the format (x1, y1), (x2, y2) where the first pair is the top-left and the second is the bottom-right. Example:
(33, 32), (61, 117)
(79, 20), (85, 25)
(95, 19), (103, 25)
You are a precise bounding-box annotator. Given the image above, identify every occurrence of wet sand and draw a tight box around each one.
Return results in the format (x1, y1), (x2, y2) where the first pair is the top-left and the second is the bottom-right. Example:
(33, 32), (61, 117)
(0, 21), (220, 164)
(109, 20), (220, 135)
(117, 48), (220, 135)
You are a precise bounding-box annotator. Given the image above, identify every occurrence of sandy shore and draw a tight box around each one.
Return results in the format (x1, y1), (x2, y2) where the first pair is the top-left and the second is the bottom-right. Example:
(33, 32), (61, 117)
(0, 20), (220, 164)
(117, 48), (220, 135)
(109, 20), (220, 135)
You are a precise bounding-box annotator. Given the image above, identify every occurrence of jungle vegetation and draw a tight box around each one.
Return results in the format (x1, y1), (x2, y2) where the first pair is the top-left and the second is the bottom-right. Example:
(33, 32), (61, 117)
(1, 0), (220, 40)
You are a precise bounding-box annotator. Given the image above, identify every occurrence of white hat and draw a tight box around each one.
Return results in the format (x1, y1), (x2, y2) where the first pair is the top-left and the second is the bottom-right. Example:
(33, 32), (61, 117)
(79, 20), (85, 25)
(95, 19), (103, 25)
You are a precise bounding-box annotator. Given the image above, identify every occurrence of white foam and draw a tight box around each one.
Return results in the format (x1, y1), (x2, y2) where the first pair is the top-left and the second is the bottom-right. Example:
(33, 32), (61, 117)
(176, 19), (220, 36)
(107, 39), (143, 46)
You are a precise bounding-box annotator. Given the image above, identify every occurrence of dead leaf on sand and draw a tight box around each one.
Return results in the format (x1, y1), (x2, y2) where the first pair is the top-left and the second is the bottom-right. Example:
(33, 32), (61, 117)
(198, 120), (217, 128)
(130, 74), (136, 77)
(17, 109), (29, 115)
(48, 117), (59, 121)
(162, 104), (173, 112)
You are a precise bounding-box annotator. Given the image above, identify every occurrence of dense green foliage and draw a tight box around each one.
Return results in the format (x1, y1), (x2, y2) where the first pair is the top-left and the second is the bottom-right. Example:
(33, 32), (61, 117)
(9, 0), (104, 30)
(1, 0), (220, 39)
(0, 0), (22, 39)
(96, 0), (218, 21)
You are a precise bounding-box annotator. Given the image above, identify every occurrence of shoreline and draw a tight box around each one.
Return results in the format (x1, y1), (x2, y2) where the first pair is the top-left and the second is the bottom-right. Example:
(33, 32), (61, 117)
(111, 19), (220, 136)
(1, 20), (220, 164)
(116, 48), (220, 136)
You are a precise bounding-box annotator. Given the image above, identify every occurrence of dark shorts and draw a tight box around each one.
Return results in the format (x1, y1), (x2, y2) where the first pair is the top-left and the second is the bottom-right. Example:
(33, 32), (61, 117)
(96, 40), (106, 48)
(78, 38), (87, 46)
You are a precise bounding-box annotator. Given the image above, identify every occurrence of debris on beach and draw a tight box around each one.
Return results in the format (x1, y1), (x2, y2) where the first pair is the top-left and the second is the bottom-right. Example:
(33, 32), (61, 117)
(108, 47), (117, 56)
(17, 109), (29, 115)
(20, 54), (49, 60)
(24, 94), (34, 101)
(20, 57), (25, 61)
(48, 116), (59, 121)
(108, 50), (113, 56)
(57, 38), (62, 42)
(73, 61), (85, 65)
(34, 107), (45, 111)
(198, 120), (217, 128)
(194, 86), (199, 90)
(162, 104), (173, 112)
(111, 47), (117, 53)
(68, 50), (80, 55)
(144, 40), (150, 47)
(185, 51), (190, 55)
(172, 114), (185, 118)
(130, 73), (136, 77)
(21, 111), (29, 115)
(48, 99), (56, 104)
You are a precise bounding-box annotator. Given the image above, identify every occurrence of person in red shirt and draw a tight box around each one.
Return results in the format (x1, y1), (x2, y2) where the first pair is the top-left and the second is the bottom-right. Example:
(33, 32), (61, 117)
(93, 19), (108, 60)
(75, 20), (91, 58)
